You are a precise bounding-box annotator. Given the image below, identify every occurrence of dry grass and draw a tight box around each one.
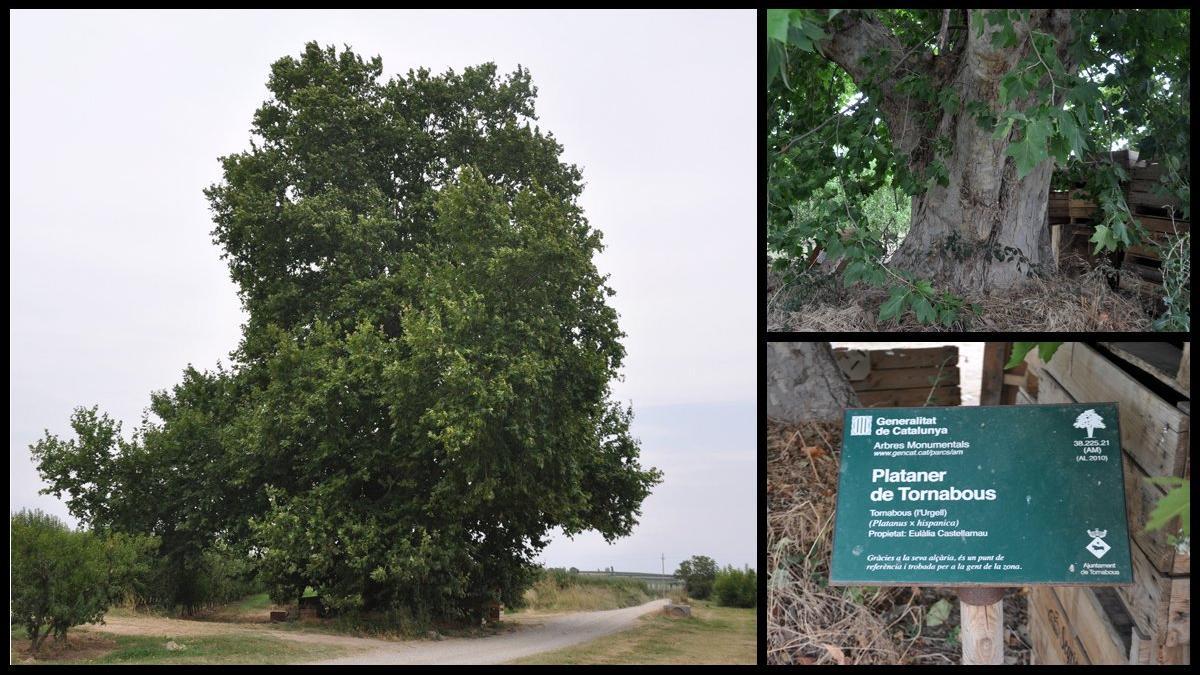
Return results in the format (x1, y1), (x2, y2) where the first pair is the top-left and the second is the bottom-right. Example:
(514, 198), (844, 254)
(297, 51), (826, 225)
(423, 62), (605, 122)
(766, 418), (1031, 665)
(518, 576), (655, 613)
(768, 265), (1156, 332)
(510, 601), (756, 665)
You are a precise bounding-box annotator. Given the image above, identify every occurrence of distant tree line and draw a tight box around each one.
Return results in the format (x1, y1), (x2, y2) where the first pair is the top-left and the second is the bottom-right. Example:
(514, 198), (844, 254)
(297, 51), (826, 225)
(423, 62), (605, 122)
(674, 555), (757, 608)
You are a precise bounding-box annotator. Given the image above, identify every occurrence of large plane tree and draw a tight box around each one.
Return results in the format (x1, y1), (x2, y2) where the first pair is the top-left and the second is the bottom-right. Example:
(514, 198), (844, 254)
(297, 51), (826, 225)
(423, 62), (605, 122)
(768, 9), (1189, 325)
(33, 42), (661, 623)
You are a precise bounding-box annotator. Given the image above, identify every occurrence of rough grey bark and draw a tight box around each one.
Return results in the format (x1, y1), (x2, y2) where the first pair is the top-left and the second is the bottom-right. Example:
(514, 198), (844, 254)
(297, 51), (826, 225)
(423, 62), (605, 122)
(820, 9), (1076, 291)
(767, 342), (860, 423)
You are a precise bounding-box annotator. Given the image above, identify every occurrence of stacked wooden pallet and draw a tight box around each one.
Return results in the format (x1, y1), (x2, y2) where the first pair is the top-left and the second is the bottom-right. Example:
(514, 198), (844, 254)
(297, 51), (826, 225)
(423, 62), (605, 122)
(1046, 150), (1189, 290)
(1015, 342), (1190, 665)
(832, 345), (960, 407)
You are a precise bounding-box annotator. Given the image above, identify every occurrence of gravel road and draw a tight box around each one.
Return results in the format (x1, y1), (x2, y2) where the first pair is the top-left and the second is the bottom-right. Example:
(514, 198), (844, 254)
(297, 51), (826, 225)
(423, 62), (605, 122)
(310, 599), (668, 665)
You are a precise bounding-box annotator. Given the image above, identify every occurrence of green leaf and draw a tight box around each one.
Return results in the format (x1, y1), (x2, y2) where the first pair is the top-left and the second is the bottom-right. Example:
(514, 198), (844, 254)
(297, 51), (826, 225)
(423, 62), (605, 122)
(1006, 137), (1043, 179)
(1005, 342), (1036, 369)
(1049, 133), (1071, 164)
(911, 296), (936, 324)
(1144, 480), (1189, 536)
(798, 20), (829, 44)
(1054, 108), (1088, 157)
(1036, 342), (1063, 363)
(828, 9), (843, 19)
(999, 72), (1030, 105)
(766, 9), (791, 42)
(766, 41), (782, 86)
(926, 598), (952, 627)
(1006, 118), (1052, 179)
(843, 260), (867, 287)
(991, 21), (1018, 48)
(939, 307), (957, 327)
(1090, 224), (1117, 254)
(939, 90), (960, 116)
(878, 288), (909, 321)
(1005, 342), (1060, 369)
(993, 116), (1015, 141)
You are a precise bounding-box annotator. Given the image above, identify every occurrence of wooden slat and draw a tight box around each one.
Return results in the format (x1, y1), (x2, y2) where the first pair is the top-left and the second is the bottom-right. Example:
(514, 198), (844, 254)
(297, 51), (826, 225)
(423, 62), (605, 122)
(1099, 342), (1189, 401)
(1130, 625), (1153, 665)
(1030, 587), (1091, 665)
(980, 343), (1007, 406)
(1135, 214), (1189, 236)
(1003, 373), (1026, 387)
(1029, 592), (1052, 666)
(1163, 577), (1190, 652)
(849, 366), (960, 392)
(1122, 453), (1189, 576)
(1052, 586), (1131, 664)
(1177, 344), (1189, 393)
(1116, 537), (1174, 643)
(1024, 368), (1040, 399)
(854, 385), (961, 408)
(1126, 243), (1163, 261)
(1033, 343), (1189, 479)
(863, 346), (958, 370)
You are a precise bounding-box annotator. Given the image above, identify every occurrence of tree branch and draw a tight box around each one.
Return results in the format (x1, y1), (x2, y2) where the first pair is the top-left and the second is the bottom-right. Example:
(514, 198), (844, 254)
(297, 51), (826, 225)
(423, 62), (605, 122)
(815, 11), (937, 156)
(937, 9), (950, 54)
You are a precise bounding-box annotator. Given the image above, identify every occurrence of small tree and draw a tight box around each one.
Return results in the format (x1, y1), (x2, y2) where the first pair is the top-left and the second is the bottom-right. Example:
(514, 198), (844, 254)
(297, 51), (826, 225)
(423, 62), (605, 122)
(674, 555), (719, 599)
(713, 565), (757, 608)
(1074, 409), (1106, 438)
(10, 509), (109, 652)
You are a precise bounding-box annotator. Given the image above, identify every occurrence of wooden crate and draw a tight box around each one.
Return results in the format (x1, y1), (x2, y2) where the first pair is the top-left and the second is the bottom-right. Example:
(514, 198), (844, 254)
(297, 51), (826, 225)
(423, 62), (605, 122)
(1099, 342), (1190, 399)
(1024, 344), (1191, 665)
(1128, 164), (1184, 215)
(1135, 214), (1189, 237)
(832, 346), (960, 408)
(1030, 587), (1091, 664)
(1052, 586), (1135, 665)
(1048, 190), (1097, 222)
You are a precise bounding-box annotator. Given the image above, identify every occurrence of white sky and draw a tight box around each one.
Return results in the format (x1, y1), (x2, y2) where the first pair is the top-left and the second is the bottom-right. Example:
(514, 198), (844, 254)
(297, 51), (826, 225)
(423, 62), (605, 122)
(9, 9), (756, 573)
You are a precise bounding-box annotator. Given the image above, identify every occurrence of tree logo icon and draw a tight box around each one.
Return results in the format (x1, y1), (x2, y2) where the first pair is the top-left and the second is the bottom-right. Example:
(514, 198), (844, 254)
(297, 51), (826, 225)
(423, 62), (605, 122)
(1074, 409), (1106, 438)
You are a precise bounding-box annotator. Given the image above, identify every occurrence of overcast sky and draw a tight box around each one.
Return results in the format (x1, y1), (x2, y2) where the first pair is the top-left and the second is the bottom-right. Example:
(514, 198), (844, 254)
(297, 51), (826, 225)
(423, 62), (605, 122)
(9, 10), (756, 573)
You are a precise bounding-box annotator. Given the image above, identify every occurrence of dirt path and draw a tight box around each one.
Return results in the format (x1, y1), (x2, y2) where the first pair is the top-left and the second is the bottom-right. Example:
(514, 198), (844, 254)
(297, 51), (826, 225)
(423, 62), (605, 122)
(80, 599), (668, 665)
(311, 599), (668, 665)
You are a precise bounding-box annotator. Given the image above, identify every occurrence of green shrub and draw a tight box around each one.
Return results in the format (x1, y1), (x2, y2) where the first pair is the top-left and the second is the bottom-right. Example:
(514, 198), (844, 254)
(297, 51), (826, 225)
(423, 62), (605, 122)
(102, 532), (161, 607)
(713, 565), (757, 608)
(10, 509), (109, 652)
(520, 568), (653, 611)
(674, 555), (718, 600)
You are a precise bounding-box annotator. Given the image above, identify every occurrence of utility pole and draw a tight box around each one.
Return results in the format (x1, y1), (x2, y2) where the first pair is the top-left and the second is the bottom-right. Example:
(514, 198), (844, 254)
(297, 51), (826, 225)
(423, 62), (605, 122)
(661, 553), (665, 575)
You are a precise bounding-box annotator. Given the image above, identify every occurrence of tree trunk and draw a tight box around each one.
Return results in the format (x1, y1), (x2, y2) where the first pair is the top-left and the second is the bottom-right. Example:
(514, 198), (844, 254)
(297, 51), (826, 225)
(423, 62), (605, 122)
(889, 92), (1056, 290)
(819, 9), (1075, 292)
(767, 342), (860, 423)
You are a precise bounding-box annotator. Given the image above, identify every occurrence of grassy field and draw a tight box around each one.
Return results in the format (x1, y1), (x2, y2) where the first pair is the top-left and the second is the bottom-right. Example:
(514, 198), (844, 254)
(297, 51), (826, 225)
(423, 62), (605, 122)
(510, 600), (757, 665)
(9, 625), (352, 665)
(511, 573), (657, 613)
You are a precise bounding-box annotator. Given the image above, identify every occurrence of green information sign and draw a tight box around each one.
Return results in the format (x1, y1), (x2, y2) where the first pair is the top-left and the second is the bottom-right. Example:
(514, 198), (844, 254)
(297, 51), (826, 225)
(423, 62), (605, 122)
(830, 403), (1132, 586)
